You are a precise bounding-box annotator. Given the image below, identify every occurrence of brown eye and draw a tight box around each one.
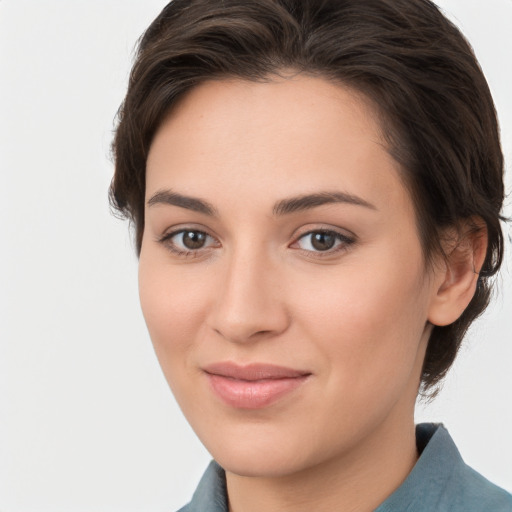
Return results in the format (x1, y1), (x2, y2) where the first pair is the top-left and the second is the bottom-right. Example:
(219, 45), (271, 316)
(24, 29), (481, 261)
(311, 232), (336, 251)
(160, 229), (218, 255)
(181, 231), (208, 249)
(294, 230), (354, 254)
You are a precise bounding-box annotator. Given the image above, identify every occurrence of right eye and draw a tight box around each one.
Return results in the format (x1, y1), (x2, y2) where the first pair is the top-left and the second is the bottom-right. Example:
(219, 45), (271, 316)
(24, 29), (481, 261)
(159, 229), (218, 256)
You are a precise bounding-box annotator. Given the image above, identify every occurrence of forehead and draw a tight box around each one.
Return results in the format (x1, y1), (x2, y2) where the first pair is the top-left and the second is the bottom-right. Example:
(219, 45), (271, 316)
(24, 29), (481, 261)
(146, 75), (411, 217)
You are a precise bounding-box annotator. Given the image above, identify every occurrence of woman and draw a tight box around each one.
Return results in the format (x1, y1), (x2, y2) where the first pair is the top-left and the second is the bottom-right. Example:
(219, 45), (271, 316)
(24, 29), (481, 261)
(111, 0), (512, 510)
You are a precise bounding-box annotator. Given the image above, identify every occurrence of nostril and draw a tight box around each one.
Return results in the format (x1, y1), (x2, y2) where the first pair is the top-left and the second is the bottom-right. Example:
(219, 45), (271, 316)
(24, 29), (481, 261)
(253, 330), (273, 337)
(212, 323), (284, 344)
(207, 272), (290, 343)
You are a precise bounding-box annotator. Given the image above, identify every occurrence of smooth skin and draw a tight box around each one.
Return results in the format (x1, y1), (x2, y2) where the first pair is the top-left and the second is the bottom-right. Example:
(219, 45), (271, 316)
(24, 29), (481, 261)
(139, 75), (486, 512)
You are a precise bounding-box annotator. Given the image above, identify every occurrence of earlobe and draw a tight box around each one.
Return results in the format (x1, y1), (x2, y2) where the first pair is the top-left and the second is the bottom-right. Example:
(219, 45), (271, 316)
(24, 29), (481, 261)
(427, 218), (488, 327)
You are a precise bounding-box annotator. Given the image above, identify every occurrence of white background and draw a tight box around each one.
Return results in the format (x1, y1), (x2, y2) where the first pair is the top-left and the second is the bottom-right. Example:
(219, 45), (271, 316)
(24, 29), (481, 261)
(0, 1), (511, 510)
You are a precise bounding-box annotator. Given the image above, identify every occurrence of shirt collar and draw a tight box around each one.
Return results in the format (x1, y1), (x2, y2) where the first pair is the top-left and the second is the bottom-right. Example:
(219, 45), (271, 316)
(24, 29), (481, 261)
(184, 423), (460, 512)
(375, 423), (462, 511)
(185, 458), (228, 512)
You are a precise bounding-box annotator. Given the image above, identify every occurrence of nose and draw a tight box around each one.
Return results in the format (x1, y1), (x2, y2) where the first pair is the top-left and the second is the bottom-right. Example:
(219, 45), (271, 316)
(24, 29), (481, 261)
(207, 246), (290, 344)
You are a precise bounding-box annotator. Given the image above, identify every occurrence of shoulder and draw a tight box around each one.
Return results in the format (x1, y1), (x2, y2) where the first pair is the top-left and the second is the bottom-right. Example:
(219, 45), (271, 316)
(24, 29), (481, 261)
(173, 460), (228, 512)
(377, 423), (512, 512)
(429, 424), (512, 511)
(450, 462), (512, 511)
(421, 423), (512, 511)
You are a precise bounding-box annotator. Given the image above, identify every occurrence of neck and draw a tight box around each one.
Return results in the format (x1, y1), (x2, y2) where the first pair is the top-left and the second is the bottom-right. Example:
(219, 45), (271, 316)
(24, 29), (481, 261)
(226, 403), (419, 512)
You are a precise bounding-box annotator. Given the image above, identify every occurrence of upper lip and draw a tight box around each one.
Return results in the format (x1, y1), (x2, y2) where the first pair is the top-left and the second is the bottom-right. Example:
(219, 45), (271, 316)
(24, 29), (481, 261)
(203, 362), (311, 381)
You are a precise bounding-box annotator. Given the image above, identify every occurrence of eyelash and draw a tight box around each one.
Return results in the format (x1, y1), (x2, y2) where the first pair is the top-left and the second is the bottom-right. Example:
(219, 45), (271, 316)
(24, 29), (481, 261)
(292, 229), (355, 257)
(158, 228), (355, 259)
(158, 229), (218, 258)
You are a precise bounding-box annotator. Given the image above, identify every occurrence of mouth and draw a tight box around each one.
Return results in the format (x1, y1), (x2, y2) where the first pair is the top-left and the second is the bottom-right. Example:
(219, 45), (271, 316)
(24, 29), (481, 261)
(203, 362), (312, 409)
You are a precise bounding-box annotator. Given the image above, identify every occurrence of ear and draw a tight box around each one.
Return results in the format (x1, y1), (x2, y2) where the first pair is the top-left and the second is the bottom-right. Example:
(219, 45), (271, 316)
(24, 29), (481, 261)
(427, 218), (488, 327)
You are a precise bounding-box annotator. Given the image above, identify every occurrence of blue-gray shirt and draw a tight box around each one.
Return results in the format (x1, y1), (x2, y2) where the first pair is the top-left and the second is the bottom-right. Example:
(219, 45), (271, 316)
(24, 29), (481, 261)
(178, 423), (512, 511)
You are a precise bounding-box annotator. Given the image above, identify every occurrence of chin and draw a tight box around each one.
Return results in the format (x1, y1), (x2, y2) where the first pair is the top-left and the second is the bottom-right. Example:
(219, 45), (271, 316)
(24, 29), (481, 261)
(202, 426), (324, 478)
(216, 449), (307, 479)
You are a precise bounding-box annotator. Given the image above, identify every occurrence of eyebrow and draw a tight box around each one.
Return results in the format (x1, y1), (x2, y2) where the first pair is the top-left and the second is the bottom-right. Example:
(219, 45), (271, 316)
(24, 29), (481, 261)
(146, 189), (376, 216)
(272, 191), (377, 215)
(147, 189), (218, 216)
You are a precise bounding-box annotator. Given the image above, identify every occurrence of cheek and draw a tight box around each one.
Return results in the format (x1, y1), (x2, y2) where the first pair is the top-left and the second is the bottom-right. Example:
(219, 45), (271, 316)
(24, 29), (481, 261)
(138, 256), (212, 366)
(291, 250), (429, 387)
(137, 257), (221, 419)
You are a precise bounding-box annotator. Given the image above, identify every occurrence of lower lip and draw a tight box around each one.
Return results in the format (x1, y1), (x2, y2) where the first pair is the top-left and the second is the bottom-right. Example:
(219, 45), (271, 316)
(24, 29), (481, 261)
(206, 374), (309, 409)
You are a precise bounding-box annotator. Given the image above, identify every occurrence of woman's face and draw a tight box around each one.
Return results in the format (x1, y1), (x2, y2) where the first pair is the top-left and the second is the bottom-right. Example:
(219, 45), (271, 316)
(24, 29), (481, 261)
(139, 76), (441, 477)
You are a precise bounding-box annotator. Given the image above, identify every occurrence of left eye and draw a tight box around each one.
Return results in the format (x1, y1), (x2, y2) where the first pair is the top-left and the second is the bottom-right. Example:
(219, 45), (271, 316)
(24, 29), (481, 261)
(294, 230), (352, 252)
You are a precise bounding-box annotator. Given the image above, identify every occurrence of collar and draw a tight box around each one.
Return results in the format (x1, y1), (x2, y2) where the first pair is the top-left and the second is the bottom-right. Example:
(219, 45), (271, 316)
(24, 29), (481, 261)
(375, 422), (460, 511)
(181, 423), (510, 512)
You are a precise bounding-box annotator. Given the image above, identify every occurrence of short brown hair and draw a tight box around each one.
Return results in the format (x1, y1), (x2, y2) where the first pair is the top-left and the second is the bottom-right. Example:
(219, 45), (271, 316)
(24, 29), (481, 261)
(110, 0), (505, 393)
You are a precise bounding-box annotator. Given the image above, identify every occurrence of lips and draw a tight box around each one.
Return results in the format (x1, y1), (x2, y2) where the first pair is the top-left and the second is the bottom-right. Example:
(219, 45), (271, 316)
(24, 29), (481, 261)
(203, 362), (311, 409)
